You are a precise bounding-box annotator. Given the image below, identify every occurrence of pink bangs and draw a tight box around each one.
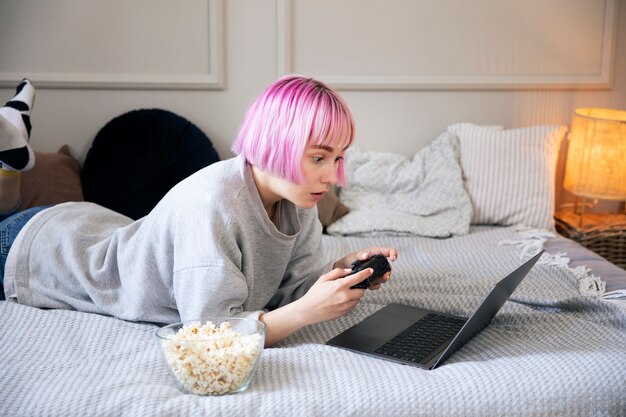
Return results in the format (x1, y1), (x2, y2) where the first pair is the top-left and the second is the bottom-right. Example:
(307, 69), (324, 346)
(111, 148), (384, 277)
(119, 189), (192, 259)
(232, 75), (355, 186)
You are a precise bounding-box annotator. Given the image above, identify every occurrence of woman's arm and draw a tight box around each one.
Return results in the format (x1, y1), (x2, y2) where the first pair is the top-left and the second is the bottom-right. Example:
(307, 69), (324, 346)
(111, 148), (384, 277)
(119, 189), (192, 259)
(259, 266), (373, 346)
(261, 246), (399, 346)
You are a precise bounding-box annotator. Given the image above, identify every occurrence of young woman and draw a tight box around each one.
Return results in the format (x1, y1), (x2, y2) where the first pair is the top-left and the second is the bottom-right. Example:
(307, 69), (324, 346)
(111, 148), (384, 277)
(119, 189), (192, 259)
(0, 75), (397, 346)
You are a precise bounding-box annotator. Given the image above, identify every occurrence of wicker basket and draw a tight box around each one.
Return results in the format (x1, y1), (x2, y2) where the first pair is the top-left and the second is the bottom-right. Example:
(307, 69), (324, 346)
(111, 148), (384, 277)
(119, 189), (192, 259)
(554, 212), (626, 270)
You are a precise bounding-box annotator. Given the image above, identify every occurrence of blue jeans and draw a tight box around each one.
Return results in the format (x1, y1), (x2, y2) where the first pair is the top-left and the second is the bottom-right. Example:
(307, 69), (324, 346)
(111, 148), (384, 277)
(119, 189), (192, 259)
(0, 206), (51, 300)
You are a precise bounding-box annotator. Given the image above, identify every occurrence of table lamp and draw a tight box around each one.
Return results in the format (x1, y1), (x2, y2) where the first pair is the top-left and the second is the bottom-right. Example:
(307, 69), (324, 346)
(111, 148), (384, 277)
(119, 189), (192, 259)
(563, 108), (626, 226)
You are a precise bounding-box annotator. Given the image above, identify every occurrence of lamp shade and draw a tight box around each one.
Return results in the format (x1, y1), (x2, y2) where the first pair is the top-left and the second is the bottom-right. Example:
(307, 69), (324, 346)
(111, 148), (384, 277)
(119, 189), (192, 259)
(563, 108), (626, 201)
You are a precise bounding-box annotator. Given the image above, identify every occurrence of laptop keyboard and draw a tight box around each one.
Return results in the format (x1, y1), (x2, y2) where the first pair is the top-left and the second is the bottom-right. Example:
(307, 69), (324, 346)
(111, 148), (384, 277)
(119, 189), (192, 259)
(374, 313), (466, 364)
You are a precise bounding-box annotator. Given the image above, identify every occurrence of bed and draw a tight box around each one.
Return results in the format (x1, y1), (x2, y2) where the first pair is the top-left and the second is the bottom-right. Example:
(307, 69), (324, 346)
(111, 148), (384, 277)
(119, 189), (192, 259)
(1, 120), (625, 416)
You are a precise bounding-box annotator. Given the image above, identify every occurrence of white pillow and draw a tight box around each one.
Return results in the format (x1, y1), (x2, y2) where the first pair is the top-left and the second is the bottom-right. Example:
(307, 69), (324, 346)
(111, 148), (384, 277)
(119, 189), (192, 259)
(447, 123), (567, 230)
(327, 132), (472, 237)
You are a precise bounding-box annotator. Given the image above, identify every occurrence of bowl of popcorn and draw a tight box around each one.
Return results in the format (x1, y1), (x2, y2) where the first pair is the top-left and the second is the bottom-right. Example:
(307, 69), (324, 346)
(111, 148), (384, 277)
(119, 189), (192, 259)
(155, 317), (265, 395)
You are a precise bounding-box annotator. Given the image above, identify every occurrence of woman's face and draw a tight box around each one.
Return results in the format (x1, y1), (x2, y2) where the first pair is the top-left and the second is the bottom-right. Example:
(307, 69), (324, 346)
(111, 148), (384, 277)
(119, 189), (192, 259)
(269, 142), (348, 209)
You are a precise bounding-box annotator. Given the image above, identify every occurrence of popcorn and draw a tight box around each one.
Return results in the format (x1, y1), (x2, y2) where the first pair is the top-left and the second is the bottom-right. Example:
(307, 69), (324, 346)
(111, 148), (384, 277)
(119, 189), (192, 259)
(160, 320), (262, 395)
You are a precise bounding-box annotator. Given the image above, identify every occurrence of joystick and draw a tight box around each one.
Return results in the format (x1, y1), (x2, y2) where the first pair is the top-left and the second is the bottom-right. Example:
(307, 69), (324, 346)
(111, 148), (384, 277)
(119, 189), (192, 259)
(349, 254), (391, 289)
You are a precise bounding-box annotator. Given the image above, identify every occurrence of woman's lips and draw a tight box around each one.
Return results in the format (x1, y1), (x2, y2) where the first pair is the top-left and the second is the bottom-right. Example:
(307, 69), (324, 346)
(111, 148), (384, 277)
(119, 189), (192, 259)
(311, 192), (325, 201)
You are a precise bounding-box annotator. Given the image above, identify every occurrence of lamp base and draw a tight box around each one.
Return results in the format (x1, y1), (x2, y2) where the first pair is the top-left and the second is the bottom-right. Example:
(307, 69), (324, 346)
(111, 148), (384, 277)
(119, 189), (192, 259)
(572, 196), (597, 227)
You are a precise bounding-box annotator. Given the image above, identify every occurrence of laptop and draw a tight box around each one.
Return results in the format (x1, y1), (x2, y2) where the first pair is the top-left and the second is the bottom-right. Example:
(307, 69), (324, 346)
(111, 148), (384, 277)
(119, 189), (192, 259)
(326, 250), (543, 369)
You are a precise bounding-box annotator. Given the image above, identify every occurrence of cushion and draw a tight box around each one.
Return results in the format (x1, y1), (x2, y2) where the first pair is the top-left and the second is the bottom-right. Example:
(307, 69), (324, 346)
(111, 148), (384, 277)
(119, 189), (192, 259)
(81, 109), (220, 220)
(447, 123), (567, 230)
(327, 132), (472, 237)
(317, 188), (350, 230)
(19, 145), (84, 209)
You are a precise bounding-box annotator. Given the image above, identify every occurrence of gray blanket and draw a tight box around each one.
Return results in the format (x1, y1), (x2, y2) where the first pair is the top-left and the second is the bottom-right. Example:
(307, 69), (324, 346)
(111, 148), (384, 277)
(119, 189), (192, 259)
(1, 226), (625, 417)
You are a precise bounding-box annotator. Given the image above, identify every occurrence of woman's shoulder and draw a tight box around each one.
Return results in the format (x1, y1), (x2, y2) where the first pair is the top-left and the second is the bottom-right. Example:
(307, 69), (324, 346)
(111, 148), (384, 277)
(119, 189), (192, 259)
(146, 157), (250, 225)
(173, 157), (245, 196)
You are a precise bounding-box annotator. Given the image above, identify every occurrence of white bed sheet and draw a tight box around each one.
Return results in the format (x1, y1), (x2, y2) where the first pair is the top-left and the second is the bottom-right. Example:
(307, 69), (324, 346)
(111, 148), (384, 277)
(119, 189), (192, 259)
(1, 226), (625, 417)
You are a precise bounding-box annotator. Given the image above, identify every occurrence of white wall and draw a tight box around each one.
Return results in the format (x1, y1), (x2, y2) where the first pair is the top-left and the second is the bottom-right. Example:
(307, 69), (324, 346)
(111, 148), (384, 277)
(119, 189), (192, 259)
(1, 0), (624, 211)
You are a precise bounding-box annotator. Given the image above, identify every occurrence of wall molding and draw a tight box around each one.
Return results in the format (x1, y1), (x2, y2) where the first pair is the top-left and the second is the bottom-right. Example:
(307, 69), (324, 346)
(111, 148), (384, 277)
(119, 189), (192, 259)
(277, 0), (617, 91)
(0, 0), (224, 90)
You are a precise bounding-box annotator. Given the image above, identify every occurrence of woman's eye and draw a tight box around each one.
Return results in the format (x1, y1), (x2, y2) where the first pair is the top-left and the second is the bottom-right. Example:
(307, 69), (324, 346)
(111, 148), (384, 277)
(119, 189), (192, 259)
(335, 156), (344, 163)
(312, 156), (324, 163)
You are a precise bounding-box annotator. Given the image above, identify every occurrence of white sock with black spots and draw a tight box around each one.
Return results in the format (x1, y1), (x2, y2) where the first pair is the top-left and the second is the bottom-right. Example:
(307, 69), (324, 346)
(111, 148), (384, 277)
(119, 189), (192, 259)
(0, 79), (36, 171)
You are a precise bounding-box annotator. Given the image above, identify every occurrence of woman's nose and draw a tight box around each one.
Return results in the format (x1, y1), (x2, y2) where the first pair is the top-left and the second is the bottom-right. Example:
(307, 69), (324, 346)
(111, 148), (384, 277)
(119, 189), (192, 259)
(321, 164), (338, 184)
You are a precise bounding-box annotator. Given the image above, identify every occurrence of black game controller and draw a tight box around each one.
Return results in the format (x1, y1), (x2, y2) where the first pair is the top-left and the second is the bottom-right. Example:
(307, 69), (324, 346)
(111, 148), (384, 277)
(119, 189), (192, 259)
(349, 254), (391, 289)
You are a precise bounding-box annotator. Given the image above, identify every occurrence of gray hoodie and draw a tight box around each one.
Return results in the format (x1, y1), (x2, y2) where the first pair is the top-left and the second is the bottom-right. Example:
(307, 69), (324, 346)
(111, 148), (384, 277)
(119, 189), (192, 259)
(4, 155), (331, 323)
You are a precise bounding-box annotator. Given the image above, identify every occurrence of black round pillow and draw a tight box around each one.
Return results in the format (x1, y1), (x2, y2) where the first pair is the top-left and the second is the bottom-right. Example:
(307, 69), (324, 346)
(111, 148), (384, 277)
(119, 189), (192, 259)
(82, 108), (220, 220)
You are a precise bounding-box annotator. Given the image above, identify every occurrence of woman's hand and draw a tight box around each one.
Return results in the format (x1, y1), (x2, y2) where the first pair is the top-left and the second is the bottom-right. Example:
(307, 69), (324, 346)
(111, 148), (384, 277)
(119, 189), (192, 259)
(260, 267), (373, 346)
(293, 267), (373, 325)
(333, 246), (398, 290)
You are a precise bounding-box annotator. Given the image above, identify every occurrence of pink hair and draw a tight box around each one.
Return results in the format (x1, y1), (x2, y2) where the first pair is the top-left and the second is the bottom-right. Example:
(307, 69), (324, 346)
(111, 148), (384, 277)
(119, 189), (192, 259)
(232, 75), (355, 186)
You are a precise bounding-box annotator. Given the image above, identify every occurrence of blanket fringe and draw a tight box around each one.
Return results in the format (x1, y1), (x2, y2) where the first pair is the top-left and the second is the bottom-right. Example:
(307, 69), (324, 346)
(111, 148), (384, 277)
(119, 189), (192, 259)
(499, 226), (606, 298)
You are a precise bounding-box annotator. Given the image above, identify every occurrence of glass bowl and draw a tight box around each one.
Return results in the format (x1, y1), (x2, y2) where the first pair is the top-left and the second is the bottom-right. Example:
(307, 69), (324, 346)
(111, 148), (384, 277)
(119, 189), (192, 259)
(155, 317), (265, 395)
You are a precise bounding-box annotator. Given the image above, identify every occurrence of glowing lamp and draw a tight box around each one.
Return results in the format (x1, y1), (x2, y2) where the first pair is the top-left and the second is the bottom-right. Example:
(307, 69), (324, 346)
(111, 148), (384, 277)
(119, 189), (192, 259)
(563, 108), (626, 225)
